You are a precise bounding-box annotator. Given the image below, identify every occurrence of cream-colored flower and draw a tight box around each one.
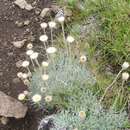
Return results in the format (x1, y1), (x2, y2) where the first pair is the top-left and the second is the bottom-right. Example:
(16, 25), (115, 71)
(122, 72), (129, 81)
(32, 94), (42, 103)
(22, 73), (28, 79)
(42, 74), (49, 81)
(23, 79), (30, 86)
(27, 43), (33, 49)
(22, 61), (30, 68)
(30, 52), (39, 59)
(122, 62), (129, 70)
(42, 61), (49, 67)
(46, 47), (57, 54)
(73, 128), (78, 130)
(48, 21), (56, 28)
(26, 50), (34, 56)
(66, 36), (75, 43)
(80, 55), (87, 63)
(57, 16), (65, 23)
(40, 22), (48, 29)
(79, 111), (86, 120)
(45, 95), (52, 102)
(23, 90), (29, 95)
(17, 72), (23, 78)
(18, 93), (26, 101)
(39, 35), (48, 42)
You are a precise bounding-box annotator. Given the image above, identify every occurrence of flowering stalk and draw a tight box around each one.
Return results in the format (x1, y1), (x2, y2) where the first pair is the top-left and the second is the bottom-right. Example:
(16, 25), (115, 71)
(30, 59), (36, 71)
(48, 21), (56, 46)
(112, 80), (125, 109)
(50, 28), (53, 45)
(35, 58), (40, 68)
(100, 61), (129, 103)
(100, 68), (123, 102)
(61, 22), (65, 42)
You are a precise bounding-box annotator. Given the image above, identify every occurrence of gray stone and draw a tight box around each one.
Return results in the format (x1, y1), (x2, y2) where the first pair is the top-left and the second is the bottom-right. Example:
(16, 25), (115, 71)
(0, 117), (9, 125)
(12, 39), (26, 48)
(24, 20), (30, 25)
(14, 0), (33, 11)
(40, 8), (50, 18)
(0, 91), (28, 119)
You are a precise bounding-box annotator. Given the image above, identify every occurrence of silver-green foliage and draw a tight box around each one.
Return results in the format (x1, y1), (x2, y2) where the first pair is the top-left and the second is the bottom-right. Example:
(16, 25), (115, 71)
(30, 52), (96, 98)
(50, 89), (127, 130)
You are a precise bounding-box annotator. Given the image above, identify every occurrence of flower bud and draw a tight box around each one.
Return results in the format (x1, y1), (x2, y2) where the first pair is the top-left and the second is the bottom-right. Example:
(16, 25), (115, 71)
(122, 62), (129, 70)
(122, 72), (129, 81)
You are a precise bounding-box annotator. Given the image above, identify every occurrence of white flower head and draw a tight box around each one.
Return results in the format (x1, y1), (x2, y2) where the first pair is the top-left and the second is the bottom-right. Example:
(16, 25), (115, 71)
(66, 36), (75, 43)
(42, 61), (49, 67)
(18, 93), (26, 101)
(80, 55), (87, 63)
(39, 35), (48, 42)
(32, 94), (42, 103)
(122, 72), (129, 81)
(42, 74), (49, 81)
(23, 79), (30, 86)
(48, 21), (56, 28)
(40, 22), (48, 29)
(57, 16), (65, 23)
(22, 61), (30, 67)
(73, 128), (78, 130)
(27, 43), (33, 49)
(45, 95), (52, 102)
(122, 62), (129, 70)
(23, 90), (29, 95)
(22, 73), (28, 79)
(46, 47), (57, 54)
(26, 50), (34, 56)
(17, 72), (23, 78)
(79, 111), (86, 120)
(30, 52), (39, 59)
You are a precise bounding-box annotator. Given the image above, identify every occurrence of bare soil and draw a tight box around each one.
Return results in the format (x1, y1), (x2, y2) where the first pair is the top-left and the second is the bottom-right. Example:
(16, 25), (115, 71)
(0, 0), (51, 129)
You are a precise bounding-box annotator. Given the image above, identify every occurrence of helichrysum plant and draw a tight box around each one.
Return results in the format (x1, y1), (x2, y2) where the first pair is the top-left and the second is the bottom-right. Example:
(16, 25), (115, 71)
(16, 10), (128, 130)
(38, 88), (127, 130)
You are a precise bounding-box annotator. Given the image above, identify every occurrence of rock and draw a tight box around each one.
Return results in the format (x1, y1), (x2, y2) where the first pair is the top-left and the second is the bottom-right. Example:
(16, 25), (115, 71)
(64, 7), (72, 17)
(0, 117), (9, 125)
(0, 91), (28, 119)
(12, 39), (26, 48)
(35, 8), (41, 15)
(14, 0), (33, 11)
(38, 115), (54, 130)
(15, 21), (24, 27)
(24, 20), (30, 26)
(7, 52), (13, 56)
(40, 8), (50, 18)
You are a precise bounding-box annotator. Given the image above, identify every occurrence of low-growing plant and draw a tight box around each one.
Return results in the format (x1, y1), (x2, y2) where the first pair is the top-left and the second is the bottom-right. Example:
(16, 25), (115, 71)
(15, 7), (129, 130)
(38, 88), (127, 130)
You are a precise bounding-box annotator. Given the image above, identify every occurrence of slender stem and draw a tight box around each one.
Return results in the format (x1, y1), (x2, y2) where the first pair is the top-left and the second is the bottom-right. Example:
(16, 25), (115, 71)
(68, 43), (71, 58)
(112, 80), (125, 109)
(43, 28), (46, 34)
(31, 59), (36, 71)
(35, 59), (40, 67)
(43, 42), (47, 50)
(27, 66), (30, 72)
(100, 69), (123, 102)
(50, 28), (53, 46)
(61, 23), (65, 43)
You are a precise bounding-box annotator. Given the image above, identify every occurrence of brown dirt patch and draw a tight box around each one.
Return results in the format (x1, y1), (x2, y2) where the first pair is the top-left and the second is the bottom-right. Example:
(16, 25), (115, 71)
(0, 0), (51, 129)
